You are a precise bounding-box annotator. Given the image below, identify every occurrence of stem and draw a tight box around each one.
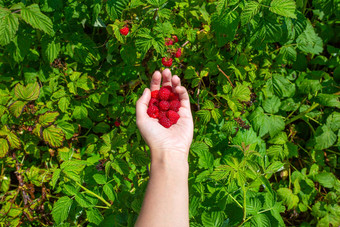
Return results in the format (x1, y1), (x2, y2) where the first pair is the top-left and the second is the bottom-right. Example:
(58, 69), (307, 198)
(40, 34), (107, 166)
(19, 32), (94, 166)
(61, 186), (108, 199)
(75, 182), (111, 207)
(285, 103), (319, 125)
(217, 65), (234, 88)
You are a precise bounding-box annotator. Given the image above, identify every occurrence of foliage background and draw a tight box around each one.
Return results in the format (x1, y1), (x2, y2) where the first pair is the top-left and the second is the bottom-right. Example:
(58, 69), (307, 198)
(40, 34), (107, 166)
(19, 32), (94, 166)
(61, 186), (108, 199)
(0, 0), (339, 226)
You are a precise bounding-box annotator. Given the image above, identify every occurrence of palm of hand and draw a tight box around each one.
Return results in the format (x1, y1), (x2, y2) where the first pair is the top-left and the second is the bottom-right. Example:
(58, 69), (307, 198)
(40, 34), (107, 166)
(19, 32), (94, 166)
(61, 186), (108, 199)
(136, 69), (194, 158)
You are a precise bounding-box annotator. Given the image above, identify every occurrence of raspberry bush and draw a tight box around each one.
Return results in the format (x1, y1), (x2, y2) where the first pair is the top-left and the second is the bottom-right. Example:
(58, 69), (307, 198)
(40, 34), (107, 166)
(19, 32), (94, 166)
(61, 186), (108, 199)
(0, 0), (339, 226)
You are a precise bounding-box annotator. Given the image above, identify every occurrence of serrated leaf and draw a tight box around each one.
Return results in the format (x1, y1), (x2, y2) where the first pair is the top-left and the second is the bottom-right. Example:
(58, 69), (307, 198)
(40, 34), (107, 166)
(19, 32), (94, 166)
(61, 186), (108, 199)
(103, 183), (115, 202)
(106, 0), (129, 20)
(212, 10), (239, 47)
(201, 211), (224, 227)
(86, 208), (104, 225)
(93, 173), (107, 184)
(52, 196), (73, 225)
(263, 96), (281, 114)
(14, 82), (40, 101)
(0, 138), (9, 158)
(9, 100), (26, 118)
(58, 97), (69, 113)
(268, 115), (285, 137)
(51, 169), (61, 189)
(42, 37), (60, 63)
(0, 8), (19, 46)
(232, 84), (251, 102)
(316, 94), (339, 108)
(277, 188), (299, 210)
(38, 112), (59, 126)
(145, 0), (167, 7)
(42, 125), (64, 148)
(241, 1), (261, 25)
(315, 172), (336, 188)
(135, 28), (153, 59)
(73, 105), (88, 120)
(196, 110), (211, 124)
(279, 45), (297, 62)
(21, 4), (54, 35)
(270, 0), (297, 19)
(314, 125), (336, 150)
(297, 20), (323, 55)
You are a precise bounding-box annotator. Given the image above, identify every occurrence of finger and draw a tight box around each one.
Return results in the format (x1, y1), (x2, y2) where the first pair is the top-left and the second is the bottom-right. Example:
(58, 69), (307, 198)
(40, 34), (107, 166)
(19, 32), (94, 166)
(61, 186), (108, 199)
(136, 88), (151, 123)
(161, 69), (172, 87)
(175, 86), (191, 110)
(171, 75), (181, 91)
(150, 71), (162, 91)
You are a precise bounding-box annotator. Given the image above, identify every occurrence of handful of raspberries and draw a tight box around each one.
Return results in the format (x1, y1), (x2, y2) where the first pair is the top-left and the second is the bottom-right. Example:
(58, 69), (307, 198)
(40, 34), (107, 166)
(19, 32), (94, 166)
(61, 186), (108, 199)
(147, 86), (181, 128)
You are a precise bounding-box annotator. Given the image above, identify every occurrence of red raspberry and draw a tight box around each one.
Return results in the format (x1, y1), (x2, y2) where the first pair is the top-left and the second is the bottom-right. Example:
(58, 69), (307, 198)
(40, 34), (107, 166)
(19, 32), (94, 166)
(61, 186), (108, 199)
(172, 35), (178, 43)
(175, 48), (181, 58)
(159, 111), (167, 119)
(159, 87), (171, 100)
(167, 110), (180, 124)
(165, 38), (173, 46)
(120, 26), (129, 36)
(147, 105), (159, 118)
(159, 101), (170, 111)
(159, 117), (172, 128)
(114, 121), (121, 127)
(149, 98), (159, 107)
(151, 90), (159, 98)
(169, 100), (181, 112)
(169, 92), (179, 101)
(162, 57), (173, 67)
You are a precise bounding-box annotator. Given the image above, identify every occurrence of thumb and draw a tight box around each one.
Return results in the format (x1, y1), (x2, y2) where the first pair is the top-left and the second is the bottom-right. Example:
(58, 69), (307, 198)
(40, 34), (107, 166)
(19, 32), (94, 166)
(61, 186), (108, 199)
(136, 88), (151, 122)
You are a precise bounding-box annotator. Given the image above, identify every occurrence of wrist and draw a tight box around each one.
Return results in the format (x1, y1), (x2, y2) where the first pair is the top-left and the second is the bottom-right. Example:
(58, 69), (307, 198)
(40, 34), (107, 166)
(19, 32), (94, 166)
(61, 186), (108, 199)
(150, 149), (189, 174)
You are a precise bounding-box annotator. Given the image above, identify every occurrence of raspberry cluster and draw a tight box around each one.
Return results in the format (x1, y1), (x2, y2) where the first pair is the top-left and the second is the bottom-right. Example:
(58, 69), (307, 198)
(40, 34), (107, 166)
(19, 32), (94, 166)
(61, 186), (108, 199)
(162, 35), (182, 67)
(147, 86), (181, 128)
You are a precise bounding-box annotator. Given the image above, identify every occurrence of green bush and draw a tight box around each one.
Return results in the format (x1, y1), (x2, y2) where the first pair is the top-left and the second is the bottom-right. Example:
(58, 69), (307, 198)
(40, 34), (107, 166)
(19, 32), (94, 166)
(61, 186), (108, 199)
(0, 0), (339, 226)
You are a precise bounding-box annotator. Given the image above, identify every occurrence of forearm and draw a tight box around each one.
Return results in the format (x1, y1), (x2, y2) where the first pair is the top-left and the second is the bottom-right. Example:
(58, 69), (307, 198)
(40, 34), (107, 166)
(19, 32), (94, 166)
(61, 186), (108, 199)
(135, 151), (189, 227)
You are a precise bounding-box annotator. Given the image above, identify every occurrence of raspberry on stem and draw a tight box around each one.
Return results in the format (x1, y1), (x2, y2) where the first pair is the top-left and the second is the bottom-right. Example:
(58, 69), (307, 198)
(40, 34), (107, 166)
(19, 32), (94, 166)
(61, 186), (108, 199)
(120, 26), (129, 36)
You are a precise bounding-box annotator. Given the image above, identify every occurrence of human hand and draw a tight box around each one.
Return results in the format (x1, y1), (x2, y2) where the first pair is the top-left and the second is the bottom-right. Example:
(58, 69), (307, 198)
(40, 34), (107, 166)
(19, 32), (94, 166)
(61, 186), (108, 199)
(136, 69), (194, 164)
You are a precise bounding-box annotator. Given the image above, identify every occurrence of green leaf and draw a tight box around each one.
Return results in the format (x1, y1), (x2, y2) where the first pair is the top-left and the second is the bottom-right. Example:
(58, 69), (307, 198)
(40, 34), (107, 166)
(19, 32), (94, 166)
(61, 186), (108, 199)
(42, 37), (60, 63)
(135, 28), (153, 59)
(241, 1), (261, 25)
(277, 188), (299, 210)
(51, 168), (61, 189)
(279, 45), (297, 62)
(201, 211), (224, 227)
(38, 112), (59, 127)
(103, 183), (115, 202)
(263, 96), (281, 114)
(93, 174), (107, 184)
(21, 4), (54, 35)
(326, 112), (340, 132)
(268, 115), (285, 137)
(0, 138), (9, 158)
(14, 82), (40, 101)
(9, 101), (27, 118)
(0, 8), (19, 46)
(106, 0), (129, 20)
(212, 10), (239, 47)
(315, 172), (336, 188)
(58, 97), (70, 113)
(316, 94), (339, 108)
(52, 196), (73, 225)
(56, 121), (75, 140)
(232, 84), (251, 102)
(73, 105), (88, 120)
(270, 0), (297, 19)
(42, 125), (64, 148)
(249, 107), (270, 137)
(145, 0), (167, 7)
(314, 125), (336, 150)
(86, 208), (104, 225)
(196, 110), (211, 124)
(297, 20), (323, 55)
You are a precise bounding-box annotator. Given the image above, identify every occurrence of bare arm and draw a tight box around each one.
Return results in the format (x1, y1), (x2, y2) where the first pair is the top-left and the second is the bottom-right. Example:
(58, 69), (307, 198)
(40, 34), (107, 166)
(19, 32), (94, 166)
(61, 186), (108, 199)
(135, 69), (193, 227)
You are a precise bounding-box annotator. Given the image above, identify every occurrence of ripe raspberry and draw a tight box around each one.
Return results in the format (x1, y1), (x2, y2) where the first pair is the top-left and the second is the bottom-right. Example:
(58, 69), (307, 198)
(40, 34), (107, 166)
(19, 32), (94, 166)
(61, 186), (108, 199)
(159, 111), (167, 119)
(169, 92), (179, 101)
(159, 101), (170, 111)
(165, 38), (173, 46)
(175, 48), (181, 58)
(159, 117), (172, 128)
(149, 98), (159, 107)
(169, 100), (181, 112)
(120, 26), (129, 36)
(151, 90), (159, 98)
(167, 110), (180, 124)
(114, 121), (121, 127)
(147, 105), (159, 118)
(163, 86), (172, 92)
(159, 87), (171, 100)
(172, 35), (178, 43)
(162, 57), (173, 67)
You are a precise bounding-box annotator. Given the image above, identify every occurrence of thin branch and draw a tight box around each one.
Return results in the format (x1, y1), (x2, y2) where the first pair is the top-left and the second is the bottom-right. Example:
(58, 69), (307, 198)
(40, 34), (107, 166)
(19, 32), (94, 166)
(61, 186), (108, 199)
(217, 65), (234, 88)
